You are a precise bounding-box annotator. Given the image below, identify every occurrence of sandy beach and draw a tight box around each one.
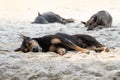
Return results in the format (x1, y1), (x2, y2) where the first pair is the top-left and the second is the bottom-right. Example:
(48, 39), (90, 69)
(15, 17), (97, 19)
(0, 0), (120, 80)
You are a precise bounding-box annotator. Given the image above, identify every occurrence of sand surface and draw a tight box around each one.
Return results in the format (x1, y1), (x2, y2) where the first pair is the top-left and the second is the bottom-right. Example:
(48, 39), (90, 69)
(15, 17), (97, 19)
(0, 0), (120, 80)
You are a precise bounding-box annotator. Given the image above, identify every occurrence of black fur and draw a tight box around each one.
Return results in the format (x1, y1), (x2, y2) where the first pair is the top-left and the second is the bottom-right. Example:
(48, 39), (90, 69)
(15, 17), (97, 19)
(73, 34), (104, 48)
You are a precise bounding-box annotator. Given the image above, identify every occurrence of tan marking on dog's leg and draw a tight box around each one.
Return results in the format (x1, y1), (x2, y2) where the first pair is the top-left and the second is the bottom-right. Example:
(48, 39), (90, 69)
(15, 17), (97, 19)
(64, 43), (89, 54)
(75, 46), (90, 54)
(51, 38), (61, 44)
(88, 46), (106, 52)
(49, 45), (56, 51)
(96, 47), (106, 52)
(56, 48), (66, 56)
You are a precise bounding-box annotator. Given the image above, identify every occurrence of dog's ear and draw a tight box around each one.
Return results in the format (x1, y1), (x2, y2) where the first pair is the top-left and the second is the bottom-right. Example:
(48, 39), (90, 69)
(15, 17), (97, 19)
(14, 48), (21, 52)
(38, 12), (41, 16)
(93, 16), (97, 22)
(19, 34), (28, 39)
(81, 21), (86, 25)
(19, 34), (26, 39)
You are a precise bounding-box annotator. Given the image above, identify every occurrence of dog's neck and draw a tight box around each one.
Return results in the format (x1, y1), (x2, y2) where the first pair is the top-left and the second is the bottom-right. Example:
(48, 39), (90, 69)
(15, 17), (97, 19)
(32, 38), (42, 45)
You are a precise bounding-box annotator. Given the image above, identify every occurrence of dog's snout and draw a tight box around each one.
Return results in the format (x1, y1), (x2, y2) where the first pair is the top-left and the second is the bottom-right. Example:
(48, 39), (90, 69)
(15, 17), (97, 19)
(87, 28), (92, 31)
(32, 46), (42, 52)
(32, 47), (39, 52)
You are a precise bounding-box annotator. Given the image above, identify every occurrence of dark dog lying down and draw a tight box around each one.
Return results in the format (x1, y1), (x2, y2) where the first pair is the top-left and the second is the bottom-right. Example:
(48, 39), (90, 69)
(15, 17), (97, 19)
(15, 33), (106, 55)
(32, 12), (74, 24)
(81, 10), (112, 30)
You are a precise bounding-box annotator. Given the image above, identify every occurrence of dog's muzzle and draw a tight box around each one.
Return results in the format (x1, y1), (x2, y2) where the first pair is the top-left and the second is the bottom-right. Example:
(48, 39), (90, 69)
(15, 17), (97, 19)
(32, 46), (42, 52)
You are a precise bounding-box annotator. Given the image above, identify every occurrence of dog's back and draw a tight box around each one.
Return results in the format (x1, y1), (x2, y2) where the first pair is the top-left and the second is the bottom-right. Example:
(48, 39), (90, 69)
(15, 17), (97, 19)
(74, 34), (104, 47)
(91, 10), (112, 27)
(73, 34), (106, 52)
(55, 33), (83, 47)
(32, 12), (74, 24)
(41, 12), (63, 23)
(31, 16), (48, 24)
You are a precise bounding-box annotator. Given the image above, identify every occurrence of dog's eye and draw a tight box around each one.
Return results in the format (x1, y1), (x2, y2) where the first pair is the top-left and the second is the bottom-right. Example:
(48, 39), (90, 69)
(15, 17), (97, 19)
(29, 42), (33, 46)
(89, 23), (92, 26)
(26, 43), (31, 47)
(25, 42), (31, 47)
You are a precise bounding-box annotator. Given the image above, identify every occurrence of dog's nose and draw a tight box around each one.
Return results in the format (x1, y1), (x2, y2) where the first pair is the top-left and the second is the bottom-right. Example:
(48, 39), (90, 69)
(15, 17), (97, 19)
(87, 28), (92, 31)
(32, 46), (42, 52)
(32, 47), (39, 52)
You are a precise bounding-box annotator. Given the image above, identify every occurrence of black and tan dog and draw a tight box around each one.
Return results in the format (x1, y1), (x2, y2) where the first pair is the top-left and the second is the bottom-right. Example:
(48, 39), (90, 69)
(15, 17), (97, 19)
(15, 33), (106, 55)
(32, 12), (74, 24)
(81, 10), (112, 30)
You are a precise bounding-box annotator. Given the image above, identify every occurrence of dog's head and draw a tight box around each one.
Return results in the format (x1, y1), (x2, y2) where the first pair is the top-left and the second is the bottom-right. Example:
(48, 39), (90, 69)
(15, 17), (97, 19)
(31, 12), (48, 24)
(81, 17), (97, 30)
(15, 34), (42, 53)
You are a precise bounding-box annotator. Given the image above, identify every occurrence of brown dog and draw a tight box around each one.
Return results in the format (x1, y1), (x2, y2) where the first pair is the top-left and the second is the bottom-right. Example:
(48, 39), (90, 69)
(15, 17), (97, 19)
(15, 33), (106, 55)
(81, 10), (112, 30)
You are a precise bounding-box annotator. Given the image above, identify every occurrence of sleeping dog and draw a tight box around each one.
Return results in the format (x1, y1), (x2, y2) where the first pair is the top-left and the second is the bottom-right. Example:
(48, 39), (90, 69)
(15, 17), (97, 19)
(15, 33), (106, 55)
(81, 10), (112, 30)
(32, 12), (74, 24)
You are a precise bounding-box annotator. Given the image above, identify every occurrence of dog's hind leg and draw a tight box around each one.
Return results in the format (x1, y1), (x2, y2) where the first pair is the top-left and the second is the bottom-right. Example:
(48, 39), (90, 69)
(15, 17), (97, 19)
(87, 46), (106, 52)
(93, 43), (107, 52)
(61, 39), (90, 54)
(52, 35), (89, 54)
